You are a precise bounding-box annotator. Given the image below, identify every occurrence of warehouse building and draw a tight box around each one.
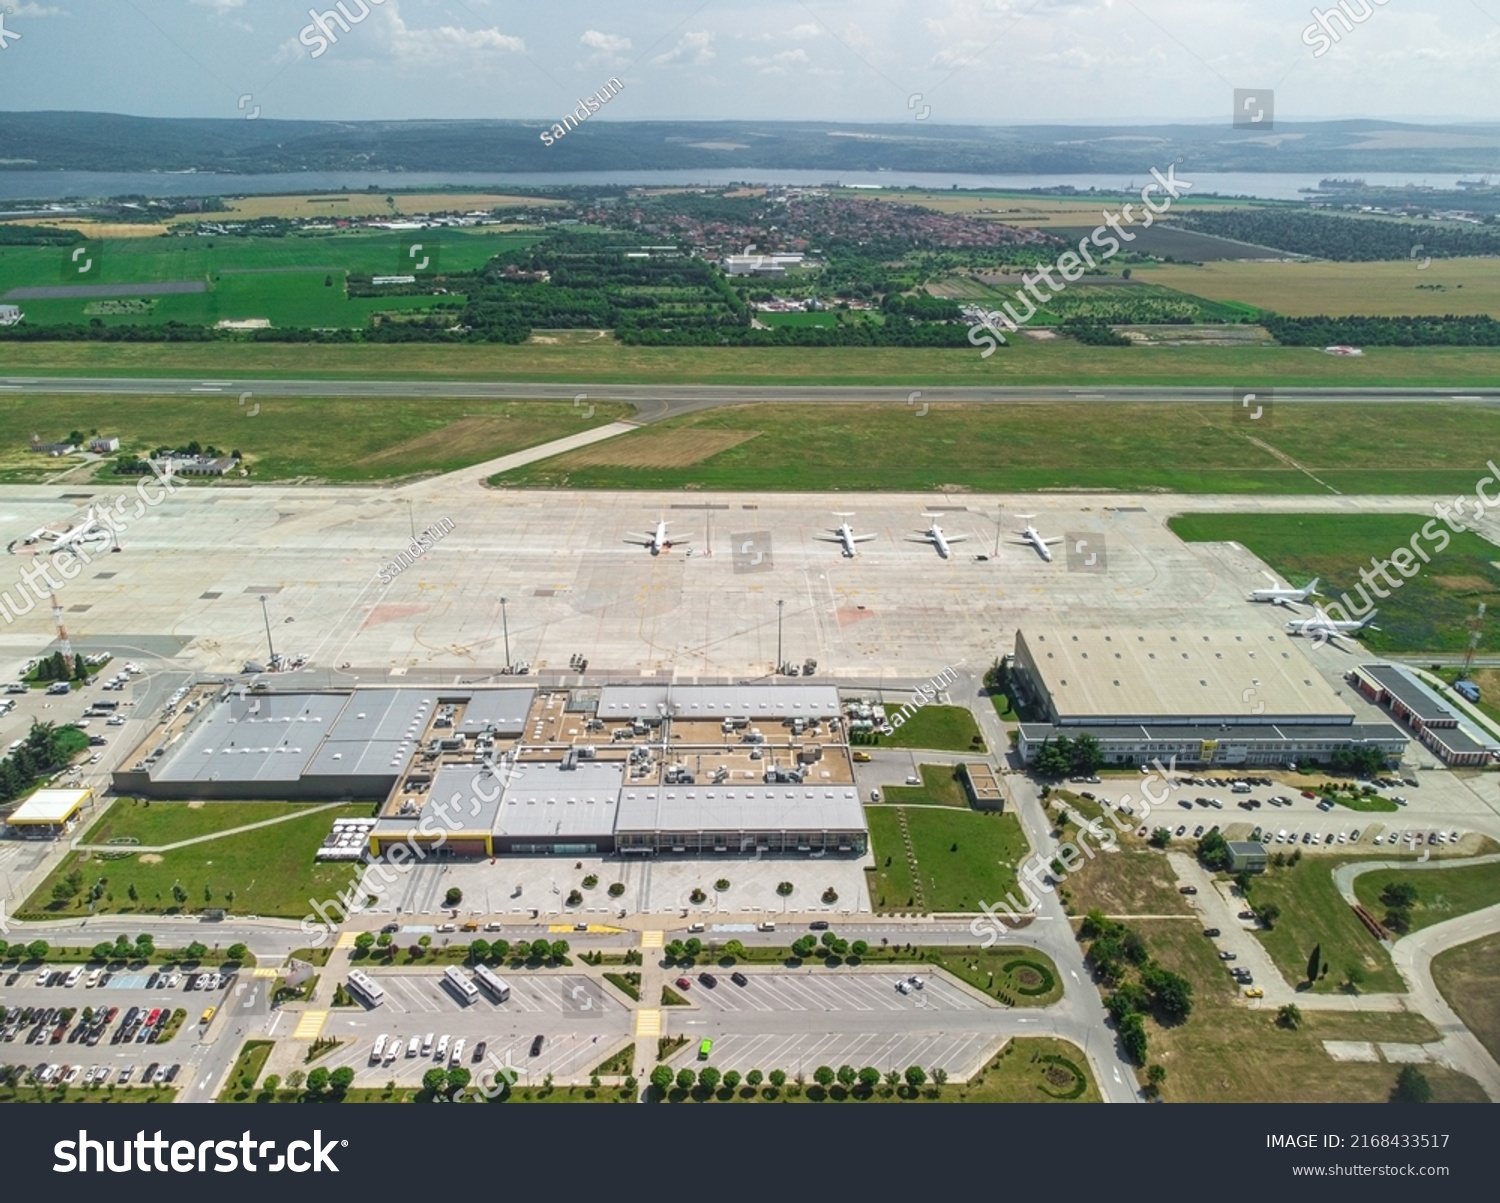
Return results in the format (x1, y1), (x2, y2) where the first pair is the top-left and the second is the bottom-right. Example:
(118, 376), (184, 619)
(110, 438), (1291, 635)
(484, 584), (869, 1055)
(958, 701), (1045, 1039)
(1350, 664), (1498, 767)
(1012, 629), (1407, 768)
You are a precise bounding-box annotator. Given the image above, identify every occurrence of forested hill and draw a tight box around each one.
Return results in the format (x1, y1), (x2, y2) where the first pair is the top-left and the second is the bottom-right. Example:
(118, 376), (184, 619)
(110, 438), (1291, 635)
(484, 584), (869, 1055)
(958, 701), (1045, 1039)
(4, 111), (1500, 175)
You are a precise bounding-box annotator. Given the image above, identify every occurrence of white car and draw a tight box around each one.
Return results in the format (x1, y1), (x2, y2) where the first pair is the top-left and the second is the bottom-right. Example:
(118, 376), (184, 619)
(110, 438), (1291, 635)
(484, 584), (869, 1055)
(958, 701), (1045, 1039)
(435, 1035), (450, 1062)
(106, 716), (125, 726)
(385, 1038), (402, 1064)
(406, 1040), (420, 1058)
(450, 1038), (466, 1066)
(895, 980), (912, 994)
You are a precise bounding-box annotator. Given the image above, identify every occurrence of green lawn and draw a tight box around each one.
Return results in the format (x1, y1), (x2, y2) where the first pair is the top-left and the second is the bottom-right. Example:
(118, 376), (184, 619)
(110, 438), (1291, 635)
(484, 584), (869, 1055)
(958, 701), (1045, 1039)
(1247, 858), (1405, 993)
(878, 763), (971, 808)
(218, 1041), (275, 1102)
(81, 799), (345, 846)
(860, 705), (985, 753)
(1432, 932), (1500, 1066)
(22, 803), (376, 920)
(1170, 511), (1500, 653)
(866, 806), (1030, 913)
(0, 1084), (178, 1103)
(0, 393), (633, 485)
(1353, 861), (1500, 933)
(498, 400), (1500, 495)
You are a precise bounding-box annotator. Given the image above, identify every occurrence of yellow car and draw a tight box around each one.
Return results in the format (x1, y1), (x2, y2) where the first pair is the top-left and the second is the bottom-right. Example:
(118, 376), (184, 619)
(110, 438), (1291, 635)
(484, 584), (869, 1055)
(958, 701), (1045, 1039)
(852, 751), (871, 763)
(199, 1006), (217, 1024)
(1243, 987), (1263, 999)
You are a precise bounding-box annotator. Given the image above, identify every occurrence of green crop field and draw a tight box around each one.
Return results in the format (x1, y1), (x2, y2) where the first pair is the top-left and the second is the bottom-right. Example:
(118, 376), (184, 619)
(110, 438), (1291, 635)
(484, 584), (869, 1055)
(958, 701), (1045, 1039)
(0, 230), (538, 330)
(1169, 511), (1500, 653)
(4, 334), (1500, 387)
(500, 401), (1500, 496)
(0, 393), (632, 485)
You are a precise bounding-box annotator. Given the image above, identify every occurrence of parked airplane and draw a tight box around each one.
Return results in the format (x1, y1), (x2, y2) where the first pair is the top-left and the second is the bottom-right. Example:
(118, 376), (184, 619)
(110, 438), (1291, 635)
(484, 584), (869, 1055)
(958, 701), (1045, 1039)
(1013, 516), (1063, 562)
(625, 520), (687, 556)
(1286, 606), (1377, 649)
(911, 515), (968, 559)
(816, 513), (877, 558)
(1251, 577), (1321, 610)
(13, 506), (108, 554)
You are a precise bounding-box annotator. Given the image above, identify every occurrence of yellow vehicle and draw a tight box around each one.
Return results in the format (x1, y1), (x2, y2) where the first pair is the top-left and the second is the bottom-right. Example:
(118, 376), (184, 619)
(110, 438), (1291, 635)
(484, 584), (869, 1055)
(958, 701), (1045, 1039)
(851, 751), (871, 763)
(460, 921), (479, 932)
(1243, 987), (1263, 999)
(199, 1006), (217, 1024)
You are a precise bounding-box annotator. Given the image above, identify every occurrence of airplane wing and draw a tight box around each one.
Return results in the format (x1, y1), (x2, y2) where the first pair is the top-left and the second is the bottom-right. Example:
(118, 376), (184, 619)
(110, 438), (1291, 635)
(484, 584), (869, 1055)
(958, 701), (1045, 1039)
(1042, 537), (1063, 546)
(1273, 597), (1304, 611)
(814, 534), (844, 543)
(945, 533), (970, 543)
(852, 534), (877, 543)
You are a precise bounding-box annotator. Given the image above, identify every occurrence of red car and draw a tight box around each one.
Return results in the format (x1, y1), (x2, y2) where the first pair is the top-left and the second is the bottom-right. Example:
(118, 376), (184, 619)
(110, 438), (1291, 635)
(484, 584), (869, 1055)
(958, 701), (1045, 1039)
(144, 1008), (161, 1027)
(675, 977), (692, 990)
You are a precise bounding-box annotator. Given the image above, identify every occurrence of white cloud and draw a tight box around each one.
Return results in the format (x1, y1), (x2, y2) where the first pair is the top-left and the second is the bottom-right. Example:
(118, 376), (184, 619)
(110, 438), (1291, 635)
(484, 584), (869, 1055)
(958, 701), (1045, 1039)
(11, 2), (69, 15)
(652, 30), (716, 67)
(745, 48), (811, 75)
(580, 28), (631, 67)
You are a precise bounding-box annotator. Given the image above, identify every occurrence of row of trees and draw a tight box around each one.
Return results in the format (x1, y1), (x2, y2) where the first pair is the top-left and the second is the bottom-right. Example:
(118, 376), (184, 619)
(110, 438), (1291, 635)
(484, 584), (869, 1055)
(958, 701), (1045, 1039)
(1264, 314), (1500, 347)
(1030, 733), (1104, 778)
(0, 720), (91, 805)
(648, 1062), (941, 1098)
(1079, 910), (1192, 1073)
(1178, 208), (1500, 262)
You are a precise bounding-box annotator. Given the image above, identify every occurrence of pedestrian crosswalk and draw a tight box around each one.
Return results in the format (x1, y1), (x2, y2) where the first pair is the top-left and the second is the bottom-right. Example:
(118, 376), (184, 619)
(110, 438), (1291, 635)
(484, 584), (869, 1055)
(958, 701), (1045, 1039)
(641, 930), (664, 950)
(634, 1009), (662, 1038)
(292, 1010), (327, 1040)
(334, 931), (358, 950)
(249, 966), (279, 979)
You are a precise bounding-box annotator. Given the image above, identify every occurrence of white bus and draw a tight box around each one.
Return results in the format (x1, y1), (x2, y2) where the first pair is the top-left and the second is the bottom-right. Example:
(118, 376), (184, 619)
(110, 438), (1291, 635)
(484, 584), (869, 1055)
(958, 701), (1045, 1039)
(442, 965), (479, 1005)
(347, 969), (385, 1008)
(472, 964), (510, 1002)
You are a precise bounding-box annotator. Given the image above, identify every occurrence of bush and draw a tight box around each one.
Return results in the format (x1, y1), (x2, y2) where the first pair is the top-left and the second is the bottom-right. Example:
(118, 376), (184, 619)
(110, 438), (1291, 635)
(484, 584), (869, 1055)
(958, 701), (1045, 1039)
(444, 887), (463, 907)
(776, 881), (794, 896)
(714, 879), (730, 892)
(582, 875), (599, 889)
(607, 882), (626, 897)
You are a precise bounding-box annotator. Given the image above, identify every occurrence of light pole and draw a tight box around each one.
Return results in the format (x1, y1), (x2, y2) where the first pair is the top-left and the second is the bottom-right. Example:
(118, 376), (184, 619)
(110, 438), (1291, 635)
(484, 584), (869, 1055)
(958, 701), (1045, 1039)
(500, 596), (511, 671)
(776, 599), (784, 675)
(405, 498), (416, 541)
(260, 594), (276, 665)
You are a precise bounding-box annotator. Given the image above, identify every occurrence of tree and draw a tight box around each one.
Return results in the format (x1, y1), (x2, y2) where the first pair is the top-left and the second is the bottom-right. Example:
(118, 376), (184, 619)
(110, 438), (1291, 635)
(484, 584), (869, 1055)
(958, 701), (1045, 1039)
(746, 1069), (764, 1088)
(858, 1066), (881, 1089)
(1344, 964), (1366, 993)
(675, 1067), (696, 1091)
(684, 937), (703, 958)
(850, 940), (869, 957)
(444, 887), (463, 907)
(837, 1064), (857, 1089)
(127, 883), (139, 903)
(904, 1065), (927, 1088)
(376, 932), (393, 948)
(664, 940), (686, 961)
(1253, 903), (1281, 930)
(1277, 1003), (1303, 1030)
(931, 1066), (948, 1089)
(1306, 943), (1323, 985)
(91, 941), (114, 960)
(1381, 881), (1419, 909)
(27, 940), (49, 960)
(171, 884), (188, 907)
(490, 939), (510, 961)
(305, 1067), (330, 1095)
(768, 1069), (787, 1089)
(446, 1067), (470, 1095)
(650, 1065), (674, 1095)
(330, 1066), (355, 1093)
(884, 1069), (901, 1091)
(469, 938), (489, 962)
(226, 943), (248, 961)
(1393, 1065), (1432, 1104)
(1118, 1012), (1149, 1064)
(791, 936), (817, 959)
(263, 1074), (281, 1097)
(353, 933), (375, 953)
(1148, 828), (1171, 849)
(549, 939), (569, 961)
(134, 934), (153, 956)
(184, 942), (207, 960)
(1141, 966), (1194, 1022)
(422, 1067), (447, 1094)
(285, 1069), (305, 1091)
(1147, 1064), (1167, 1089)
(1384, 907), (1412, 935)
(698, 1066), (721, 1092)
(814, 1065), (836, 1088)
(722, 1069), (741, 1091)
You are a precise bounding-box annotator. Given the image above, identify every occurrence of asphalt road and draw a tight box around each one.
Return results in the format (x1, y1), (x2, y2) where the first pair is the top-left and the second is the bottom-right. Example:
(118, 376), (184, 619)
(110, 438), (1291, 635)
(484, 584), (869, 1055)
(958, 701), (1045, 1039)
(6, 377), (1499, 426)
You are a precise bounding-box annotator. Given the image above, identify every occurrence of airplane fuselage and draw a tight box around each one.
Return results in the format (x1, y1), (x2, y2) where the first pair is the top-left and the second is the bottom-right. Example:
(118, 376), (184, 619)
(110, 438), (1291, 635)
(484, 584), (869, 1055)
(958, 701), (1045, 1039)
(1023, 528), (1052, 562)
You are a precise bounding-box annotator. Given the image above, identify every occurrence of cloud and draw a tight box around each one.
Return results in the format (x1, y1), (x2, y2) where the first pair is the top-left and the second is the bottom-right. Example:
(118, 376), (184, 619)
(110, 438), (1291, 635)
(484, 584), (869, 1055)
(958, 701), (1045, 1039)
(745, 48), (811, 75)
(11, 2), (69, 14)
(580, 28), (631, 66)
(652, 30), (715, 66)
(189, 0), (246, 10)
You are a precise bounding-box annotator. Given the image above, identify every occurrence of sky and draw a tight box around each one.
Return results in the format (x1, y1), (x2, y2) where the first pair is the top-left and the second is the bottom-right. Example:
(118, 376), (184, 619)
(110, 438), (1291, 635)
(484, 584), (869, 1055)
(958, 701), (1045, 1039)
(0, 0), (1497, 126)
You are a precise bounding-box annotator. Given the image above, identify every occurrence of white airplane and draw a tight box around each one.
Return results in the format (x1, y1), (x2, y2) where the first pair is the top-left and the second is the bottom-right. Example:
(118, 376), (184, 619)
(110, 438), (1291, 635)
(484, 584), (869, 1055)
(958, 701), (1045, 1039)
(16, 506), (108, 553)
(911, 515), (968, 560)
(1013, 516), (1063, 562)
(1286, 606), (1378, 649)
(1250, 576), (1321, 610)
(625, 519), (688, 556)
(816, 513), (877, 558)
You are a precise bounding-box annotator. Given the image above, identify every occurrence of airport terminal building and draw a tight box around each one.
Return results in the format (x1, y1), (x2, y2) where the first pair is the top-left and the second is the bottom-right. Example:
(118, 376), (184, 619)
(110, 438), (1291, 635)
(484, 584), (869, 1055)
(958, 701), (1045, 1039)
(112, 681), (865, 858)
(1012, 628), (1408, 768)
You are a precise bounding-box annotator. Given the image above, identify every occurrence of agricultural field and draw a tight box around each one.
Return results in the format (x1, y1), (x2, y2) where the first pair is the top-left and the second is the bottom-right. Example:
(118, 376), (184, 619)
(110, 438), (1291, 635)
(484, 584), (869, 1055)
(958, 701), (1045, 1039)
(502, 401), (1500, 497)
(1169, 511), (1500, 654)
(5, 336), (1500, 388)
(867, 189), (1261, 228)
(934, 276), (1256, 324)
(0, 393), (632, 485)
(0, 229), (538, 329)
(865, 806), (1029, 913)
(1135, 257), (1500, 318)
(1130, 919), (1484, 1103)
(21, 802), (375, 920)
(166, 192), (558, 224)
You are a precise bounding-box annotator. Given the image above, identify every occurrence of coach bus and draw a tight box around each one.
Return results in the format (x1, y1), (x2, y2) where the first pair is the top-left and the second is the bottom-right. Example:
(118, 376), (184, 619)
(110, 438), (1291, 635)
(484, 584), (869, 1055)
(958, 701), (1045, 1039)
(472, 964), (510, 1002)
(443, 965), (479, 1005)
(346, 969), (385, 1007)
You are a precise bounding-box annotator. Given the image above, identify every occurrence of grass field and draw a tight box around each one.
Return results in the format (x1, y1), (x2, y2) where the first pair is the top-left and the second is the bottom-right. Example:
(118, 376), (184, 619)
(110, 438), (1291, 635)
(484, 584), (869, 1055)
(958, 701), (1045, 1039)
(1352, 861), (1500, 933)
(0, 393), (632, 485)
(1169, 512), (1500, 653)
(167, 193), (558, 223)
(0, 230), (538, 330)
(6, 336), (1500, 388)
(1137, 257), (1500, 318)
(1431, 932), (1500, 1065)
(1246, 857), (1405, 993)
(22, 803), (375, 920)
(1131, 919), (1483, 1102)
(878, 763), (970, 808)
(862, 705), (985, 753)
(865, 806), (1029, 913)
(81, 799), (344, 846)
(502, 401), (1500, 496)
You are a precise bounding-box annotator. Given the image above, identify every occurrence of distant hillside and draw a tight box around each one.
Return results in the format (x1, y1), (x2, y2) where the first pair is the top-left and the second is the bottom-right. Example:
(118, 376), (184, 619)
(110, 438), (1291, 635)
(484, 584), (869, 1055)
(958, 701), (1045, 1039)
(3, 112), (1500, 176)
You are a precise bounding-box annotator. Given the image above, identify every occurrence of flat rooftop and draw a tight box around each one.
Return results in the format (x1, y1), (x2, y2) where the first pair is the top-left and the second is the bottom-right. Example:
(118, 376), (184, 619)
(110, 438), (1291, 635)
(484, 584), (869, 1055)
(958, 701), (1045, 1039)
(7, 787), (91, 824)
(615, 781), (864, 835)
(598, 683), (841, 720)
(1019, 629), (1355, 726)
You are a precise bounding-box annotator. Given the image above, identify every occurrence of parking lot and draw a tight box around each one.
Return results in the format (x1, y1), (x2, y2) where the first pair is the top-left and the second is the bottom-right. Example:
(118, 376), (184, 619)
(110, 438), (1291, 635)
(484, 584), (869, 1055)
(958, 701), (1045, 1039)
(677, 970), (989, 1015)
(369, 971), (620, 1018)
(666, 1027), (1002, 1080)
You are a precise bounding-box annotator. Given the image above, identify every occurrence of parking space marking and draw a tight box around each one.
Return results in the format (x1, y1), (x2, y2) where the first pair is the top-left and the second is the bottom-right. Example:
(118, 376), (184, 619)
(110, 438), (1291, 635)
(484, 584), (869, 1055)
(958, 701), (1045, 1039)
(293, 1010), (328, 1040)
(635, 1009), (661, 1038)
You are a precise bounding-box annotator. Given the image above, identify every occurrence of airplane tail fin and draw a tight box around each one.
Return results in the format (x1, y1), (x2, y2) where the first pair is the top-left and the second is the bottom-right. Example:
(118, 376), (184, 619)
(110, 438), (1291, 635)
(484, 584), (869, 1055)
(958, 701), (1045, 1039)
(1361, 610), (1379, 627)
(1305, 578), (1321, 596)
